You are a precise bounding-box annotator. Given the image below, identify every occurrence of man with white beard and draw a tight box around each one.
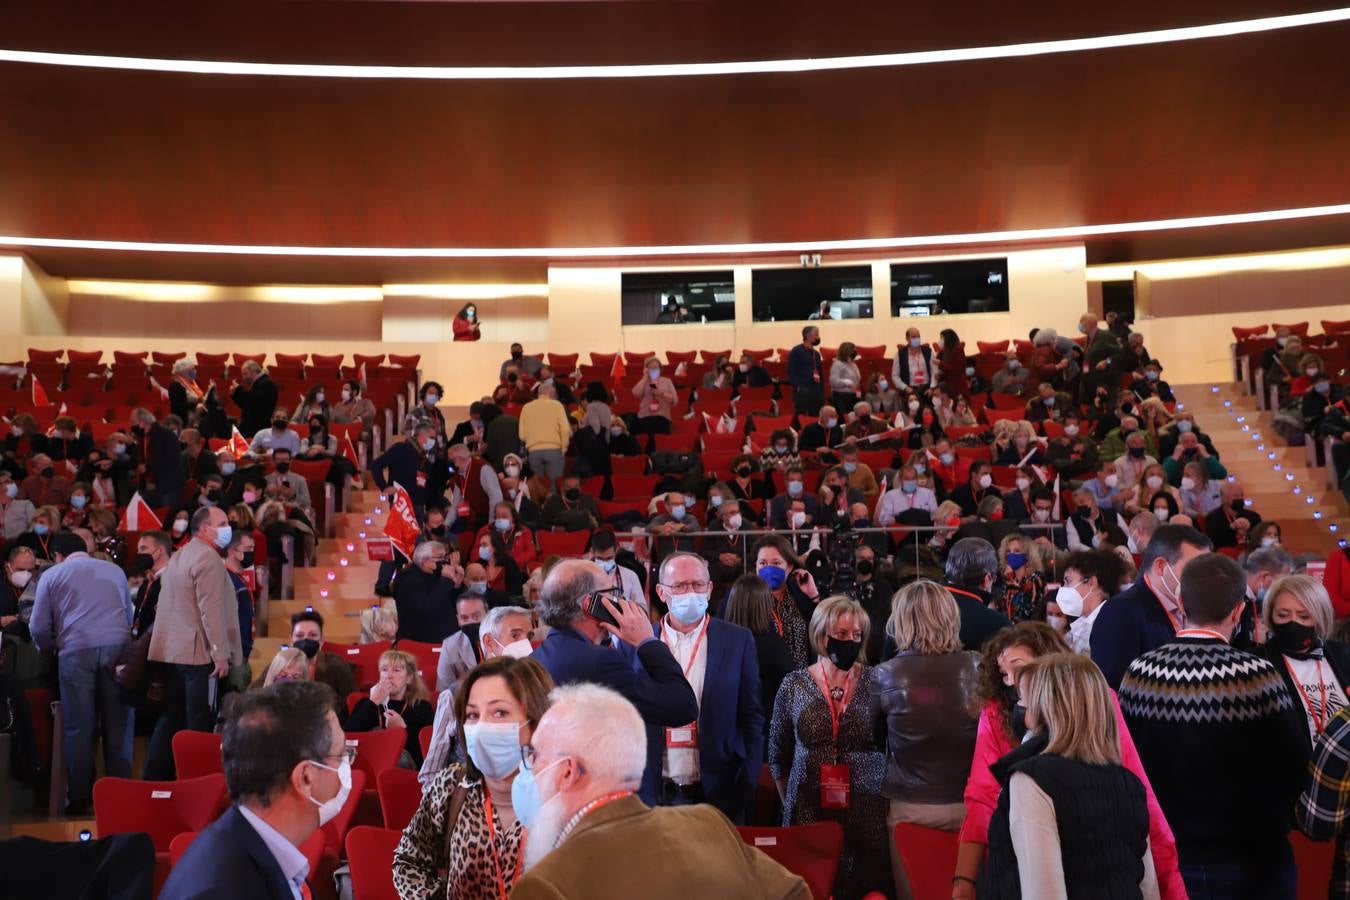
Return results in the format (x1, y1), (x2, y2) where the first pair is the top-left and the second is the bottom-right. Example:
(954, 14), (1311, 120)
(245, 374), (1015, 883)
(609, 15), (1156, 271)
(510, 683), (808, 900)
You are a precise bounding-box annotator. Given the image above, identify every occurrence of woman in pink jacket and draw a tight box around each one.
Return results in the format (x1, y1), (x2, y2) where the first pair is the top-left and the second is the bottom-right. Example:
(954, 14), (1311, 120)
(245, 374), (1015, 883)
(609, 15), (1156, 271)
(952, 622), (1186, 900)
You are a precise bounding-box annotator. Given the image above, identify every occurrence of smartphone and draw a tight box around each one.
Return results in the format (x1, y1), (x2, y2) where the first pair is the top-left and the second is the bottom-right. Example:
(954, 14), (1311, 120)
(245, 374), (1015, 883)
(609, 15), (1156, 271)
(583, 590), (626, 628)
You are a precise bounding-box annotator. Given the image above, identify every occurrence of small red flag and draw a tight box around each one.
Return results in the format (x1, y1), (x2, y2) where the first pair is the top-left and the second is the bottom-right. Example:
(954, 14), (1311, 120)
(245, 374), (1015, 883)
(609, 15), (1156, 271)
(341, 432), (360, 469)
(228, 426), (250, 457)
(609, 354), (625, 381)
(31, 376), (48, 406)
(382, 482), (420, 561)
(119, 491), (163, 532)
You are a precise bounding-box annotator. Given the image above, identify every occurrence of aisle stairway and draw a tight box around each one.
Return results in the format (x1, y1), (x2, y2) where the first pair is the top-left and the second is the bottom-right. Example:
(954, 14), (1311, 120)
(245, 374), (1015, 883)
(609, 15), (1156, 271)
(1171, 383), (1348, 555)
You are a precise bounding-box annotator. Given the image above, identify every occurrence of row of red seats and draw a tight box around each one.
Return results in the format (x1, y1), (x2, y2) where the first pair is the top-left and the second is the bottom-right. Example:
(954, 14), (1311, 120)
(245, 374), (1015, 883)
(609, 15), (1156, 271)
(23, 349), (423, 369)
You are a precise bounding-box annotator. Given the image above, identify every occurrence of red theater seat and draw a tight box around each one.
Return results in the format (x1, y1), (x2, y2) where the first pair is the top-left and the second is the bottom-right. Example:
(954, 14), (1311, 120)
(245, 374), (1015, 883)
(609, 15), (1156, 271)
(346, 826), (401, 900)
(376, 767), (423, 831)
(893, 823), (959, 900)
(1271, 321), (1310, 336)
(171, 730), (224, 779)
(1231, 325), (1269, 340)
(93, 774), (229, 851)
(735, 823), (843, 900)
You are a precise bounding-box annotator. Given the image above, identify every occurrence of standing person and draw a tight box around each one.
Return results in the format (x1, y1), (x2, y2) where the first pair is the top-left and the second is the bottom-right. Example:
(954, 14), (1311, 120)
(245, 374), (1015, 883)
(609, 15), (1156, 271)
(28, 532), (133, 814)
(769, 596), (891, 899)
(651, 553), (764, 822)
(942, 538), (1013, 652)
(393, 656), (553, 899)
(230, 360), (279, 439)
(984, 654), (1159, 899)
(144, 506), (243, 780)
(222, 530), (256, 670)
(452, 302), (481, 341)
(1119, 553), (1307, 900)
(288, 611), (357, 720)
(892, 328), (935, 395)
(1058, 548), (1126, 655)
(788, 325), (825, 418)
(936, 329), (970, 398)
(520, 384), (570, 491)
(829, 342), (863, 412)
(159, 681), (351, 900)
(723, 573), (794, 753)
(131, 530), (172, 639)
(753, 535), (822, 669)
(1257, 574), (1350, 752)
(875, 581), (979, 899)
(630, 357), (678, 449)
(130, 407), (187, 509)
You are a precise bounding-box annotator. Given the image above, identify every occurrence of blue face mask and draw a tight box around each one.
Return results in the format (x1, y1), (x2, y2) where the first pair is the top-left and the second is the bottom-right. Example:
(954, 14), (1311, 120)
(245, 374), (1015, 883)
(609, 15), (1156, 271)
(511, 756), (566, 829)
(901, 480), (917, 494)
(842, 461), (857, 473)
(71, 495), (88, 509)
(757, 565), (787, 591)
(669, 505), (686, 521)
(464, 721), (522, 780)
(33, 523), (49, 536)
(494, 518), (512, 532)
(596, 558), (616, 573)
(213, 524), (233, 549)
(478, 546), (493, 562)
(1007, 552), (1028, 570)
(786, 481), (803, 497)
(667, 591), (709, 625)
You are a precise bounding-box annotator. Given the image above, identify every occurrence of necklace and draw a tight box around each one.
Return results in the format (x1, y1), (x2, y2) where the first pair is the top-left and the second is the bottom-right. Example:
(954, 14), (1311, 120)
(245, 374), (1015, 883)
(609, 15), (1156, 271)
(829, 686), (845, 702)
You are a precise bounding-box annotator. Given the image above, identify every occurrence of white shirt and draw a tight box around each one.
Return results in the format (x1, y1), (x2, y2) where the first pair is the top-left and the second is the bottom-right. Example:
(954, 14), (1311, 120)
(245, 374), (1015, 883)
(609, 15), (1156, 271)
(877, 486), (938, 524)
(1284, 654), (1350, 741)
(1067, 602), (1106, 655)
(238, 804), (310, 900)
(660, 615), (708, 785)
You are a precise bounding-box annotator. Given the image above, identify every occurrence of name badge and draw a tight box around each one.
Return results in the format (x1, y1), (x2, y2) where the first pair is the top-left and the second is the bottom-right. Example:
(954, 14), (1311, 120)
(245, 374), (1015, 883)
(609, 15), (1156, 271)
(820, 762), (850, 809)
(665, 721), (698, 748)
(415, 471), (427, 488)
(648, 401), (661, 413)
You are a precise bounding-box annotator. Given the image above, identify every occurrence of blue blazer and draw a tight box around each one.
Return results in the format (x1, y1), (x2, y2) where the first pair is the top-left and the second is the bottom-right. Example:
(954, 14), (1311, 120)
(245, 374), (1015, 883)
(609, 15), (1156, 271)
(531, 626), (699, 805)
(159, 805), (295, 900)
(648, 616), (764, 817)
(1090, 575), (1178, 689)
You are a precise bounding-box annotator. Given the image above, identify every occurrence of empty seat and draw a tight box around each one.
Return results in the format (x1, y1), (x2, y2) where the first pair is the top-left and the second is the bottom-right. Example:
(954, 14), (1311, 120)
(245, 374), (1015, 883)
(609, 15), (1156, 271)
(376, 767), (423, 831)
(892, 823), (959, 900)
(735, 822), (843, 900)
(171, 730), (224, 779)
(346, 826), (402, 900)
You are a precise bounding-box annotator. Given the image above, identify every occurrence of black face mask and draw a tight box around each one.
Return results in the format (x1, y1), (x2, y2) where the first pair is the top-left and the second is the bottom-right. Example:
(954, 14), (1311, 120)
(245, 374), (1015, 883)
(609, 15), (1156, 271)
(240, 551), (255, 568)
(507, 372), (519, 383)
(206, 488), (222, 503)
(293, 638), (320, 659)
(564, 487), (581, 502)
(736, 466), (752, 477)
(1230, 500), (1246, 514)
(309, 425), (323, 436)
(511, 351), (523, 361)
(40, 467), (54, 479)
(855, 559), (874, 576)
(134, 552), (155, 572)
(1128, 447), (1145, 459)
(275, 461), (291, 474)
(1270, 621), (1320, 659)
(130, 425), (145, 438)
(272, 419), (288, 431)
(825, 637), (862, 670)
(428, 524), (447, 537)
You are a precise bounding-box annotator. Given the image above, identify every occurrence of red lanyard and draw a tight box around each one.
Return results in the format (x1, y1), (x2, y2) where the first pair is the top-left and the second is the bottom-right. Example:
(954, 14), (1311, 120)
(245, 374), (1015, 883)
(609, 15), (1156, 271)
(770, 599), (784, 637)
(1283, 657), (1330, 734)
(662, 616), (708, 680)
(810, 663), (857, 742)
(481, 790), (522, 900)
(36, 534), (49, 558)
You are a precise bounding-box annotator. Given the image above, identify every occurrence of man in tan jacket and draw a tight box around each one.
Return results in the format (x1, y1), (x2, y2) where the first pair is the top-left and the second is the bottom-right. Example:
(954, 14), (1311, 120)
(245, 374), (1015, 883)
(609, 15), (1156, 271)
(512, 683), (808, 900)
(143, 505), (243, 779)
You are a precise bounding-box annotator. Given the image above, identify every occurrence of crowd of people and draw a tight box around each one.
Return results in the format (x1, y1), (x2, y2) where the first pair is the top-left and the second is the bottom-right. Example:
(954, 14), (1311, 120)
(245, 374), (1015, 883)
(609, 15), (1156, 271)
(9, 314), (1350, 900)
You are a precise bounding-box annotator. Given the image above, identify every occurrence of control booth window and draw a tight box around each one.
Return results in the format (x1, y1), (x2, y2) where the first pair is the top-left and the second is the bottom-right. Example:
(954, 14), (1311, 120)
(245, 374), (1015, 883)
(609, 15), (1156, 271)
(750, 266), (874, 322)
(621, 271), (736, 325)
(890, 258), (1009, 317)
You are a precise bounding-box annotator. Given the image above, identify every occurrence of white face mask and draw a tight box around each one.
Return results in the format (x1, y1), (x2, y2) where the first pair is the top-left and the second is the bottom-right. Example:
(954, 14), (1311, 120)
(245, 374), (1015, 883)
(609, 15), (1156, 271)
(172, 519), (189, 534)
(1032, 508), (1051, 522)
(1056, 584), (1086, 617)
(978, 474), (992, 489)
(1180, 477), (1196, 491)
(1063, 424), (1079, 437)
(9, 569), (31, 589)
(1146, 476), (1163, 490)
(1153, 508), (1170, 522)
(1103, 474), (1119, 489)
(497, 638), (533, 659)
(823, 418), (837, 429)
(505, 465), (520, 478)
(1046, 614), (1068, 632)
(727, 513), (742, 531)
(308, 758), (352, 826)
(790, 511), (807, 528)
(1015, 477), (1030, 492)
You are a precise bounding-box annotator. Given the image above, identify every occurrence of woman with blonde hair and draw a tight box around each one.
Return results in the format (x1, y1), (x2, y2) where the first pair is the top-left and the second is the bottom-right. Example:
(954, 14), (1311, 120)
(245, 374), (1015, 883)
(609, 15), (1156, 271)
(261, 647), (310, 686)
(1258, 574), (1350, 751)
(983, 653), (1159, 898)
(346, 648), (436, 767)
(769, 595), (890, 898)
(997, 534), (1046, 623)
(875, 581), (980, 899)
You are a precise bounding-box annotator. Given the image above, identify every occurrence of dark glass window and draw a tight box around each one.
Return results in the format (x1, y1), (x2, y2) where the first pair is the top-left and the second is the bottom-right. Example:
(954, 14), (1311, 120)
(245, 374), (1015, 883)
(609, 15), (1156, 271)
(751, 266), (874, 322)
(890, 258), (1009, 317)
(621, 270), (736, 325)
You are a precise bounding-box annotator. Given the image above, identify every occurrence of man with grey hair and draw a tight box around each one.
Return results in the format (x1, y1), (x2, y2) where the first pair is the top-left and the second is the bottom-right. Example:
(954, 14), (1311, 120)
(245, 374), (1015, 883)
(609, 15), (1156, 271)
(1126, 510), (1160, 557)
(941, 537), (1011, 651)
(530, 559), (697, 805)
(392, 540), (464, 644)
(520, 382), (570, 489)
(1234, 545), (1295, 649)
(230, 359), (278, 437)
(512, 684), (808, 899)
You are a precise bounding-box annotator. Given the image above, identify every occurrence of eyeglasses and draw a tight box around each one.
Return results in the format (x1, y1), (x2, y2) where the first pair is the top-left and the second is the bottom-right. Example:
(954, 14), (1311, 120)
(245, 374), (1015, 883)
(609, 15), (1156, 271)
(316, 746), (358, 766)
(662, 580), (712, 593)
(520, 743), (539, 771)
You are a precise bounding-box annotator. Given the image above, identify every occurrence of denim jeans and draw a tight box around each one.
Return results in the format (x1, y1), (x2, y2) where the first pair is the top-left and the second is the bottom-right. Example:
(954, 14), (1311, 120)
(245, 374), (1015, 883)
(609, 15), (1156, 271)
(57, 645), (134, 808)
(1180, 853), (1296, 900)
(142, 663), (216, 781)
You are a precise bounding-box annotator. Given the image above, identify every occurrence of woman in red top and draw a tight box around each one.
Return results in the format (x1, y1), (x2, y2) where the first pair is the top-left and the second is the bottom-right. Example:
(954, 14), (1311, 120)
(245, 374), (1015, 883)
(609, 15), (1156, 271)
(1325, 541), (1350, 619)
(474, 502), (537, 574)
(937, 329), (971, 399)
(452, 302), (481, 341)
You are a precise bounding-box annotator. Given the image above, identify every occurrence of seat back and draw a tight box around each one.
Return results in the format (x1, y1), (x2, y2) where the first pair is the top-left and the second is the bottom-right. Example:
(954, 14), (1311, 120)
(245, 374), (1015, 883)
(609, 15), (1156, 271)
(893, 822), (959, 900)
(346, 826), (402, 900)
(93, 774), (229, 851)
(324, 640), (392, 685)
(168, 831), (198, 868)
(346, 728), (409, 784)
(376, 767), (423, 831)
(394, 638), (441, 692)
(735, 822), (843, 900)
(171, 730), (224, 779)
(536, 530), (591, 558)
(321, 768), (369, 853)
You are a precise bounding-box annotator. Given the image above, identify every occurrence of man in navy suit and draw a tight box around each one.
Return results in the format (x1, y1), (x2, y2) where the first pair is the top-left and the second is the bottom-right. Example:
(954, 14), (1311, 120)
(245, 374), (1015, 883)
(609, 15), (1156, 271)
(650, 552), (764, 823)
(530, 559), (699, 806)
(161, 680), (351, 900)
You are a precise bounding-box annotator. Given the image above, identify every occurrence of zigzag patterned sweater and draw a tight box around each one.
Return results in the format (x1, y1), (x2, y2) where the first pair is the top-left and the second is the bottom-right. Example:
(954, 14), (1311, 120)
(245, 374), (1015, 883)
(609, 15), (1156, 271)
(1118, 635), (1309, 866)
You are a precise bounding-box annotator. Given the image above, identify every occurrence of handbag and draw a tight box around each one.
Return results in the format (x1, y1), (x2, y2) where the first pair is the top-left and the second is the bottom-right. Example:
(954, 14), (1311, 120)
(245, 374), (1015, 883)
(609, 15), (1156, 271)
(112, 629), (167, 713)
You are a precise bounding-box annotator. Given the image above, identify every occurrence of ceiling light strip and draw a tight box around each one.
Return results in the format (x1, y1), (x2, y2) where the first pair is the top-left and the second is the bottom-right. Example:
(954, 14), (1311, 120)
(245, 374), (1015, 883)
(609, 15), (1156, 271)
(2, 203), (1349, 260)
(2, 8), (1349, 79)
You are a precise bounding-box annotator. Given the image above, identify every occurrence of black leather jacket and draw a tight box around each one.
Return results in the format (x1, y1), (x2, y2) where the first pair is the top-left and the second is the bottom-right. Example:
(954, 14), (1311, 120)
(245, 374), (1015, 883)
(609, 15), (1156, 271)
(873, 649), (981, 804)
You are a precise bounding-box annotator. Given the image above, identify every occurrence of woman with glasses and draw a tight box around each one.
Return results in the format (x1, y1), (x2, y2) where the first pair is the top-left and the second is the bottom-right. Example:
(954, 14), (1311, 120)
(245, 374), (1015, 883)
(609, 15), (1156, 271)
(394, 656), (554, 899)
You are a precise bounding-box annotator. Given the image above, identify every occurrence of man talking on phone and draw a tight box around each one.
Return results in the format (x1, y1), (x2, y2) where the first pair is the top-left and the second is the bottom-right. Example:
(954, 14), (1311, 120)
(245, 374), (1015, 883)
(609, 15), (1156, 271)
(530, 559), (698, 805)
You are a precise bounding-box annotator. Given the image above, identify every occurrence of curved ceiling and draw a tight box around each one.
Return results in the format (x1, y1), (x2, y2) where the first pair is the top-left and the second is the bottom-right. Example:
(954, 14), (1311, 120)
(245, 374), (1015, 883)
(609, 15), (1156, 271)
(1, 1), (1349, 283)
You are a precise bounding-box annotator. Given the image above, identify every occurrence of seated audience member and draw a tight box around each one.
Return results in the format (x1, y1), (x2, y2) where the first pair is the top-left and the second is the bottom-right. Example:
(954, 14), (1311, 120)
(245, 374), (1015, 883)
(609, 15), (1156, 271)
(511, 683), (807, 899)
(701, 499), (752, 592)
(942, 538), (1013, 651)
(1026, 382), (1066, 424)
(876, 581), (979, 897)
(457, 562), (507, 614)
(797, 405), (843, 453)
(346, 649), (436, 767)
(843, 400), (889, 443)
(1302, 371), (1340, 436)
(954, 622), (1183, 900)
(298, 413), (337, 459)
(395, 656), (553, 897)
(1112, 430), (1156, 490)
(265, 447), (312, 517)
(1204, 480), (1261, 550)
(997, 534), (1047, 623)
(1163, 429), (1227, 487)
(815, 466), (863, 528)
(994, 425), (1045, 468)
(1131, 361), (1175, 403)
(1177, 460), (1224, 518)
(291, 385), (329, 424)
(540, 474), (599, 532)
(985, 653), (1160, 899)
(864, 372), (900, 416)
(158, 681), (346, 900)
(1157, 411), (1215, 459)
(991, 351), (1030, 396)
(534, 365), (575, 406)
(734, 352), (772, 389)
(1246, 519), (1283, 554)
(727, 454), (773, 504)
(257, 647), (310, 687)
(877, 465), (938, 523)
(470, 530), (524, 597)
(15, 504), (62, 560)
(759, 429), (801, 472)
(769, 596), (890, 899)
(250, 408), (301, 455)
(528, 559), (699, 805)
(1257, 574), (1350, 751)
(1081, 459), (1123, 517)
(630, 357), (678, 442)
(767, 467), (820, 530)
(838, 443), (880, 505)
(587, 528), (645, 606)
(0, 471), (35, 539)
(180, 428), (220, 481)
(394, 541), (465, 643)
(647, 491), (699, 565)
(48, 416), (93, 466)
(62, 481), (91, 530)
(999, 467), (1037, 524)
(701, 356), (735, 391)
(949, 461), (998, 518)
(476, 501), (537, 573)
(1124, 463), (1179, 517)
(288, 610), (357, 718)
(1098, 415), (1150, 461)
(1119, 553), (1306, 900)
(331, 379), (377, 429)
(928, 438), (971, 494)
(500, 342), (544, 380)
(1090, 524), (1212, 688)
(19, 453), (72, 507)
(1057, 548), (1127, 655)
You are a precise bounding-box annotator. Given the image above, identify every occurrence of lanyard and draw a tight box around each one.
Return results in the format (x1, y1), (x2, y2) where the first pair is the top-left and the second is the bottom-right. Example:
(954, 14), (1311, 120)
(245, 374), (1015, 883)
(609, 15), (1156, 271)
(555, 791), (633, 848)
(481, 790), (522, 900)
(809, 663), (857, 743)
(1162, 605), (1188, 635)
(770, 598), (784, 637)
(662, 616), (709, 680)
(1283, 656), (1330, 734)
(36, 534), (49, 558)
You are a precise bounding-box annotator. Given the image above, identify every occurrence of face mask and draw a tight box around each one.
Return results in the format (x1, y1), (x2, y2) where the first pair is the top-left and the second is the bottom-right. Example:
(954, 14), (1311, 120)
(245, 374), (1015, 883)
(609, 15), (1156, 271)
(855, 559), (874, 577)
(878, 379), (889, 391)
(786, 481), (803, 497)
(70, 495), (88, 509)
(1146, 476), (1163, 490)
(1145, 371), (1159, 382)
(505, 464), (520, 478)
(1056, 584), (1086, 617)
(736, 466), (753, 478)
(964, 366), (976, 377)
(1047, 614), (1067, 631)
(825, 637), (862, 670)
(496, 638), (533, 659)
(220, 461), (237, 475)
(1306, 367), (1320, 377)
(421, 438), (436, 453)
(901, 480), (917, 494)
(663, 503), (685, 522)
(790, 511), (807, 528)
(1173, 419), (1193, 434)
(1229, 499), (1247, 514)
(738, 363), (750, 373)
(511, 756), (565, 829)
(1180, 477), (1196, 491)
(466, 309), (476, 320)
(596, 558), (617, 573)
(1078, 323), (1088, 334)
(243, 490), (259, 504)
(166, 518), (188, 535)
(913, 463), (926, 475)
(424, 394), (439, 406)
(1007, 359), (1020, 371)
(1277, 336), (1288, 347)
(9, 570), (31, 589)
(1153, 508), (1170, 522)
(271, 419), (288, 432)
(1270, 620), (1319, 657)
(908, 337), (922, 349)
(758, 565), (787, 591)
(1128, 447), (1145, 459)
(464, 721), (523, 780)
(775, 444), (790, 454)
(822, 418), (837, 429)
(908, 400), (921, 413)
(647, 369), (660, 381)
(275, 461), (291, 474)
(564, 488), (580, 502)
(132, 552), (155, 572)
(475, 544), (493, 562)
(1014, 477), (1032, 493)
(1316, 381), (1331, 394)
(667, 591), (709, 625)
(1032, 509), (1051, 523)
(341, 390), (352, 402)
(487, 516), (511, 534)
(1063, 424), (1079, 437)
(978, 474), (992, 489)
(717, 511), (739, 530)
(1103, 474), (1119, 489)
(1091, 534), (1105, 549)
(939, 452), (955, 466)
(33, 523), (49, 536)
(307, 758), (352, 827)
(2, 483), (15, 500)
(1007, 552), (1028, 570)
(40, 466), (55, 479)
(465, 580), (488, 595)
(1260, 536), (1279, 548)
(210, 524), (231, 549)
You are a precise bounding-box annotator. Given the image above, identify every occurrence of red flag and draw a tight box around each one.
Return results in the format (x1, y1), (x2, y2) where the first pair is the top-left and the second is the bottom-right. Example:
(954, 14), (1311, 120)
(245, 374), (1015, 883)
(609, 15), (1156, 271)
(119, 491), (163, 532)
(341, 432), (360, 469)
(382, 482), (420, 561)
(228, 426), (250, 457)
(31, 375), (48, 406)
(609, 354), (624, 381)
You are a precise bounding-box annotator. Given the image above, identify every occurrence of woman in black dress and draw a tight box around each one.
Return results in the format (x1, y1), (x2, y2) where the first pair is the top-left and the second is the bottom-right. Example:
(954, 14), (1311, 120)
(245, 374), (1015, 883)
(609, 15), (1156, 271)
(723, 573), (793, 752)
